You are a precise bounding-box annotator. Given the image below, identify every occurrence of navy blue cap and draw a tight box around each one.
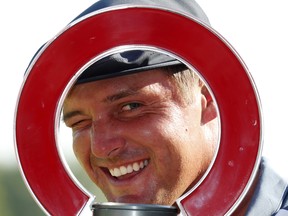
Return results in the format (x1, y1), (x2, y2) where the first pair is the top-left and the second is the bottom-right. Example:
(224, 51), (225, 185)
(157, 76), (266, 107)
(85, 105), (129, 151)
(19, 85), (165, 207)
(77, 50), (182, 83)
(74, 0), (210, 25)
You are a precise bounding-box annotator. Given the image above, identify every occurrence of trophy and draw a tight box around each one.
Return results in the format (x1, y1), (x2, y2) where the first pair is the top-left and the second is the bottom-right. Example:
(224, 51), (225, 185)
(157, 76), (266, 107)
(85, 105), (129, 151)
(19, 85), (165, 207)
(14, 2), (262, 215)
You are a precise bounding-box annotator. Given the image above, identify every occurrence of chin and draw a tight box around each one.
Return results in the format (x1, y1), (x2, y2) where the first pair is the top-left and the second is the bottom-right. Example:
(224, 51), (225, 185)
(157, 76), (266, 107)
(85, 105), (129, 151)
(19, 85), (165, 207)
(112, 196), (149, 204)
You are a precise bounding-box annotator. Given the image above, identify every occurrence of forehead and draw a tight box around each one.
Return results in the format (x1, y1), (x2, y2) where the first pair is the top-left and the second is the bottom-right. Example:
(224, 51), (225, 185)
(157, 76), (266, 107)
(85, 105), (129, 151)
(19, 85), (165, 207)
(65, 69), (173, 102)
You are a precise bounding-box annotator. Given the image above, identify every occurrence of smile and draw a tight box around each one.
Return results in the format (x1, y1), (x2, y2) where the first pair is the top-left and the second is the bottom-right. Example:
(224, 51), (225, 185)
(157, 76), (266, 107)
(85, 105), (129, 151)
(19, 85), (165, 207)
(109, 160), (149, 177)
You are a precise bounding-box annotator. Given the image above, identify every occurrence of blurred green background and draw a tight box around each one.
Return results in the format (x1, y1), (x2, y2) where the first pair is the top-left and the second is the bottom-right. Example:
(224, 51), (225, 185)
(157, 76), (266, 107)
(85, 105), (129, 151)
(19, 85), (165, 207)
(0, 161), (106, 215)
(0, 166), (45, 215)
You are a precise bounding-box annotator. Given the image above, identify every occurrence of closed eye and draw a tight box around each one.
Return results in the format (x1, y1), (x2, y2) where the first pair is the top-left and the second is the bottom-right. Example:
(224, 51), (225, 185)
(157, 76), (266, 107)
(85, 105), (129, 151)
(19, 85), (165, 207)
(70, 119), (92, 131)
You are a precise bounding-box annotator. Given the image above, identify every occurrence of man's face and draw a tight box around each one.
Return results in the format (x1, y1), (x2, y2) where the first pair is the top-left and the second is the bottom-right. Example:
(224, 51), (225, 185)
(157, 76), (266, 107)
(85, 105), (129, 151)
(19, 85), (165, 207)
(63, 69), (217, 205)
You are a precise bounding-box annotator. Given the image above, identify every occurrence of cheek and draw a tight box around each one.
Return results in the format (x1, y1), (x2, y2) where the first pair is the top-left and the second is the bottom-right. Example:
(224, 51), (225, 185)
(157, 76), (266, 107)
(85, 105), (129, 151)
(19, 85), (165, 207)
(133, 111), (190, 165)
(72, 130), (91, 167)
(158, 108), (205, 173)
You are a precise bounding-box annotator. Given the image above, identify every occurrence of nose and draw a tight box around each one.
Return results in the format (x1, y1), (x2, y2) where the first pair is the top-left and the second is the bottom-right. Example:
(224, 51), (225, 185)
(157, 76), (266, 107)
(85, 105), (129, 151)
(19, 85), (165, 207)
(90, 119), (126, 158)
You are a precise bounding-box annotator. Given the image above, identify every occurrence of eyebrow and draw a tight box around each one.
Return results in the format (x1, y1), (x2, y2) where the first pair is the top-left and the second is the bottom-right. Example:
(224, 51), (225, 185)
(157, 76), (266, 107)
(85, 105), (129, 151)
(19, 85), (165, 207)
(62, 110), (84, 123)
(103, 89), (138, 103)
(63, 88), (139, 123)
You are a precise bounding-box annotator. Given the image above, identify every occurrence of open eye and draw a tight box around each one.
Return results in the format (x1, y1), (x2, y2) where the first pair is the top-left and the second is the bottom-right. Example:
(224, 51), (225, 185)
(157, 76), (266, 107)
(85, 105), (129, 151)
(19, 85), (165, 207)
(121, 102), (141, 111)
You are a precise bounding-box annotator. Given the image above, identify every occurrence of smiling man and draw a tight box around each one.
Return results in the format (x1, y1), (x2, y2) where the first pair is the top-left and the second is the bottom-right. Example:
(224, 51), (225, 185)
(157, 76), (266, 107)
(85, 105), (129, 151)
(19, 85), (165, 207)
(63, 50), (218, 205)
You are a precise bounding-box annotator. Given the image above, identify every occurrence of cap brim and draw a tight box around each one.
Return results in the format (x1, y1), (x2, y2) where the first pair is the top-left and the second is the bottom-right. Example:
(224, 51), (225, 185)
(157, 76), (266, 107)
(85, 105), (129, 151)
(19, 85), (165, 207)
(76, 50), (182, 84)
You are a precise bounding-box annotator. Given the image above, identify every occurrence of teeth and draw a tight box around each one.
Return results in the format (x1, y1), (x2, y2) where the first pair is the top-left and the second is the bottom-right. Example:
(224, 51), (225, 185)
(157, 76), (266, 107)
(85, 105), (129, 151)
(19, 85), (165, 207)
(140, 161), (144, 169)
(114, 168), (121, 177)
(133, 162), (140, 171)
(127, 165), (133, 174)
(120, 166), (127, 175)
(109, 160), (149, 178)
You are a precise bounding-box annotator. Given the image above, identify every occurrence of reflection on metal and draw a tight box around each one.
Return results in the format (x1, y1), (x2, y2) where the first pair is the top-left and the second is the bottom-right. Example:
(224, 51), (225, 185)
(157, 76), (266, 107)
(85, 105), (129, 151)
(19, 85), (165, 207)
(92, 202), (178, 216)
(14, 5), (262, 216)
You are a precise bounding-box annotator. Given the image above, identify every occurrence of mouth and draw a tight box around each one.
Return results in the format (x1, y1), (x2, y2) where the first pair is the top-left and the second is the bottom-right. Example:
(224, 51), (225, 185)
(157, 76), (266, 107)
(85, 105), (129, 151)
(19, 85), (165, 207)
(108, 159), (149, 178)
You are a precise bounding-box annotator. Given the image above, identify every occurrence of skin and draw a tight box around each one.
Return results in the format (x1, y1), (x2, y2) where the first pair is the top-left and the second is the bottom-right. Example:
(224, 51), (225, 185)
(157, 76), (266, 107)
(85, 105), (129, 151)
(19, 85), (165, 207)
(63, 69), (218, 206)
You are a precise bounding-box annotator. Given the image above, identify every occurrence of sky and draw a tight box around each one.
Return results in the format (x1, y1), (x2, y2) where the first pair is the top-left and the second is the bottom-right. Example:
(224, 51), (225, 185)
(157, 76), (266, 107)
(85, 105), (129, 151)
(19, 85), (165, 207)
(1, 0), (287, 185)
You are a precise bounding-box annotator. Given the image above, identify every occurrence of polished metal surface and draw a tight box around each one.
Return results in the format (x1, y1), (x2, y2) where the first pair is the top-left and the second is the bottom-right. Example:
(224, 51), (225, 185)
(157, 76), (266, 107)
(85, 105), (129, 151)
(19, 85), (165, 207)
(92, 202), (178, 216)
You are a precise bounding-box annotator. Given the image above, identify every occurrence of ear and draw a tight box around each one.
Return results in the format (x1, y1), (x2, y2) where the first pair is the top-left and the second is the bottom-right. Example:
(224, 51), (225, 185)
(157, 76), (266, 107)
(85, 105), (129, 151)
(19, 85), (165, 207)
(200, 85), (217, 125)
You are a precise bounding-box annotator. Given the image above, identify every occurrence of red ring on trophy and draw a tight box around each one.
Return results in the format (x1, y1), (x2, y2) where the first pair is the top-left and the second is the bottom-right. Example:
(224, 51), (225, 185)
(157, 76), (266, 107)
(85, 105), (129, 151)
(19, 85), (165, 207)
(15, 6), (262, 215)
